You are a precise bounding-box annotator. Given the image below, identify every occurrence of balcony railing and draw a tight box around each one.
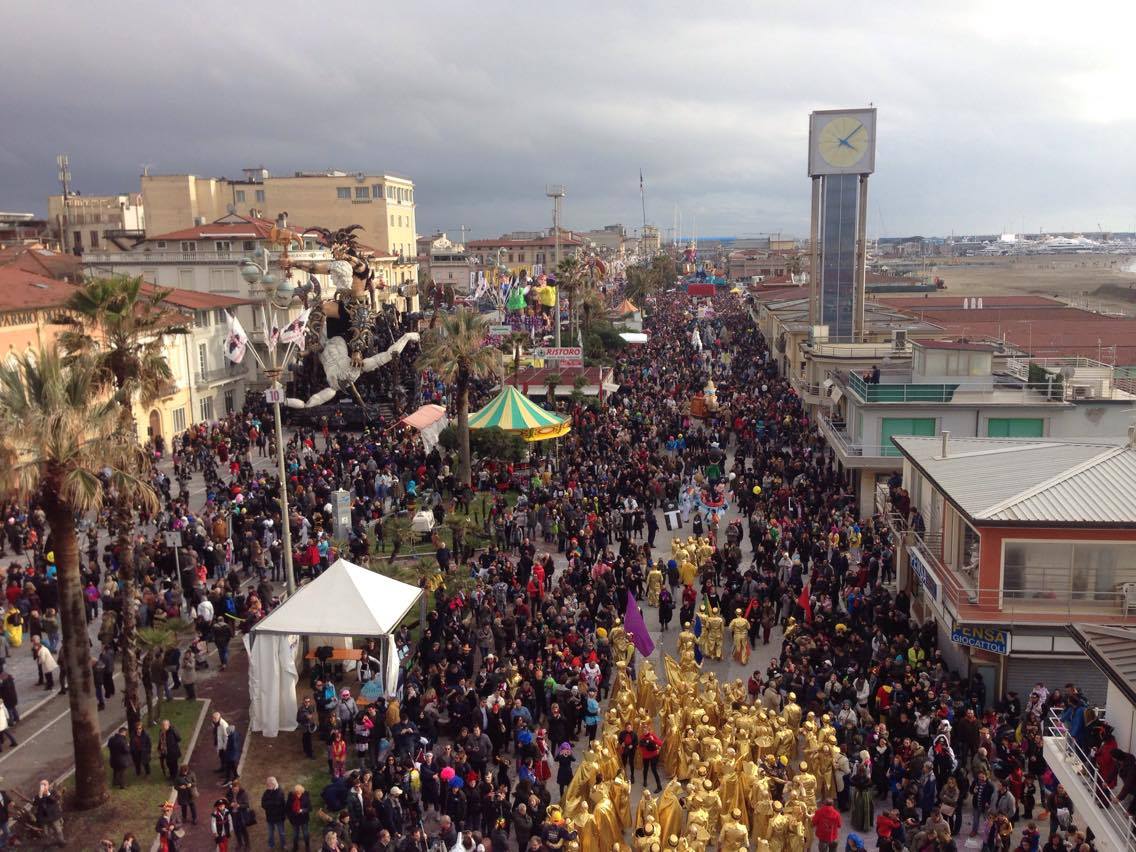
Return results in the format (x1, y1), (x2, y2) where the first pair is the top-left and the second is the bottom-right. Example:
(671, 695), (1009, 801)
(847, 370), (960, 402)
(1043, 708), (1136, 851)
(905, 531), (1136, 625)
(83, 249), (332, 265)
(816, 413), (901, 460)
(195, 365), (246, 387)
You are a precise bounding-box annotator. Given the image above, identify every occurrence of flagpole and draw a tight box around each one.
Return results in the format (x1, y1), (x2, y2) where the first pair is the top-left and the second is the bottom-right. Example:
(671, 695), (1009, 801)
(640, 170), (648, 252)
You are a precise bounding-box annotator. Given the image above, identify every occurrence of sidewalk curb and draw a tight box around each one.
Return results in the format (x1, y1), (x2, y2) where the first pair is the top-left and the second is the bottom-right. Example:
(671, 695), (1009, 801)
(148, 697), (211, 852)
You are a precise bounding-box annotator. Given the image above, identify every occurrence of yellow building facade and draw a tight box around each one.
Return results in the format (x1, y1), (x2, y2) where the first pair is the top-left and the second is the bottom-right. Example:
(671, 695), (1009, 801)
(140, 170), (418, 284)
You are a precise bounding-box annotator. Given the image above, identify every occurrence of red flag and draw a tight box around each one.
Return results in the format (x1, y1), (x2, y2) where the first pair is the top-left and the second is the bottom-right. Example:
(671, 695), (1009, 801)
(797, 582), (812, 625)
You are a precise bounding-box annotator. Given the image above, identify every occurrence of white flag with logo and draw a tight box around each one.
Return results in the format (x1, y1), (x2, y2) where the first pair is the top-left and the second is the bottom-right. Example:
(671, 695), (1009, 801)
(279, 308), (311, 347)
(223, 311), (249, 363)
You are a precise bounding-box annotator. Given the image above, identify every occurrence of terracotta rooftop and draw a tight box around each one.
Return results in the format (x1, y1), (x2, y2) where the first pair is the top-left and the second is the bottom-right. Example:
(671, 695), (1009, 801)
(0, 245), (82, 280)
(915, 340), (997, 352)
(145, 215), (279, 243)
(139, 283), (254, 311)
(467, 235), (583, 249)
(0, 266), (78, 311)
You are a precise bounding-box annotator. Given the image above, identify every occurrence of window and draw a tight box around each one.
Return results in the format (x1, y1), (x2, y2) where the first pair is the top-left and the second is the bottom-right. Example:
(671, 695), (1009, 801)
(72, 230), (82, 246)
(355, 186), (369, 199)
(224, 389), (235, 414)
(156, 241), (167, 249)
(180, 241), (196, 253)
(880, 417), (936, 456)
(178, 268), (194, 291)
(1003, 540), (1136, 603)
(255, 189), (265, 203)
(373, 184), (383, 199)
(89, 230), (99, 248)
(198, 342), (208, 375)
(235, 190), (246, 203)
(386, 186), (394, 199)
(214, 309), (226, 325)
(337, 187), (351, 199)
(172, 407), (186, 432)
(214, 241), (231, 252)
(987, 418), (1044, 438)
(390, 214), (395, 227)
(199, 396), (214, 423)
(194, 311), (208, 328)
(242, 240), (255, 252)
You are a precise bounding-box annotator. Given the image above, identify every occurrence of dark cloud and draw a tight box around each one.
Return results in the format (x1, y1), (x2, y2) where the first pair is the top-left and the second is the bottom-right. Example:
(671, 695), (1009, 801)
(4, 1), (1134, 237)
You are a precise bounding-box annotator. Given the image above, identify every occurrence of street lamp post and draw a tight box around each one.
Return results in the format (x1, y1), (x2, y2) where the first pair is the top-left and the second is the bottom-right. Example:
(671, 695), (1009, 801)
(240, 250), (300, 595)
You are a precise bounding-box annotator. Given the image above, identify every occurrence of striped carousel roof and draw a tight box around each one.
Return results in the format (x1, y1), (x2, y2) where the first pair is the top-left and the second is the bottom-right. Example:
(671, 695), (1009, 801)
(468, 385), (571, 442)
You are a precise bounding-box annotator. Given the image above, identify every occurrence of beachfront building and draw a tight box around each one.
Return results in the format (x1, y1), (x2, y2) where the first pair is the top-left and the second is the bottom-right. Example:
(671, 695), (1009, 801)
(885, 433), (1136, 709)
(817, 340), (1135, 515)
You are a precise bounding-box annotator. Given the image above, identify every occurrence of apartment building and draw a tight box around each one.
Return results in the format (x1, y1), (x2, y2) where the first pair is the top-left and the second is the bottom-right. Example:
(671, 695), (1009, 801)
(0, 260), (251, 440)
(140, 168), (418, 284)
(46, 192), (145, 254)
(466, 232), (582, 275)
(83, 213), (339, 387)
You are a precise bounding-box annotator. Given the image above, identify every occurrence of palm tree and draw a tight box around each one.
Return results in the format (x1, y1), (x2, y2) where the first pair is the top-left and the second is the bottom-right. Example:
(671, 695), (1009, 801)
(503, 331), (530, 384)
(545, 372), (562, 406)
(0, 348), (157, 809)
(577, 288), (608, 334)
(61, 274), (187, 729)
(417, 309), (502, 487)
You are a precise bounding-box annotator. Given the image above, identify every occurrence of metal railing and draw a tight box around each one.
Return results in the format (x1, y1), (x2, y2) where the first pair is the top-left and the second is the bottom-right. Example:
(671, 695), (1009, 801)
(816, 413), (902, 459)
(841, 369), (1094, 403)
(1045, 708), (1136, 850)
(195, 365), (246, 387)
(906, 532), (1136, 624)
(83, 249), (332, 265)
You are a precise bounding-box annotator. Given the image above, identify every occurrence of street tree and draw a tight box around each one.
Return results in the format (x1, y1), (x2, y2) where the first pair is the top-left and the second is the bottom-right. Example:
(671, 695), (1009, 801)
(417, 309), (502, 487)
(0, 348), (157, 809)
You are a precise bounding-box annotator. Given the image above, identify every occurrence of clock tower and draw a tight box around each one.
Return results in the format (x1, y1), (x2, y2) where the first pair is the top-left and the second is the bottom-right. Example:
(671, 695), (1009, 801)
(807, 107), (877, 340)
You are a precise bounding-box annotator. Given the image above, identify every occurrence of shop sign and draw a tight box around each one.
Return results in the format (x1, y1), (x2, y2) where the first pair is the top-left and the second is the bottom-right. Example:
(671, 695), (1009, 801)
(908, 547), (940, 603)
(951, 626), (1011, 655)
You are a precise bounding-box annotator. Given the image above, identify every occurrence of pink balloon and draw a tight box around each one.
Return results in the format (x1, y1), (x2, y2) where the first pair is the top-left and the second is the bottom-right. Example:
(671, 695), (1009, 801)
(440, 766), (455, 782)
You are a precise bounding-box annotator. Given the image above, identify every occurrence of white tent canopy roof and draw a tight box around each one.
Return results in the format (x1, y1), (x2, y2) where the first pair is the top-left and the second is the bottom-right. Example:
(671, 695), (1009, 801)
(251, 558), (422, 637)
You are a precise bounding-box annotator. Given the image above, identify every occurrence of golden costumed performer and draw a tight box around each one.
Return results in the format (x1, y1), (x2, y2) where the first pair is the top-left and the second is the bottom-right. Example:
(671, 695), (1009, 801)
(729, 608), (751, 664)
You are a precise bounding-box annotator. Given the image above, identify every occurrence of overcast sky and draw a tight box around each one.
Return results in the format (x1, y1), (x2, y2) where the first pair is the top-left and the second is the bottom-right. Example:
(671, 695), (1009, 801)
(4, 1), (1135, 239)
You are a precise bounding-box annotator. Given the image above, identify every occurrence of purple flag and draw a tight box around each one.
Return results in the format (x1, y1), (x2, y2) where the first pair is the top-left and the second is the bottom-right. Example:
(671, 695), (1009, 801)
(624, 590), (655, 658)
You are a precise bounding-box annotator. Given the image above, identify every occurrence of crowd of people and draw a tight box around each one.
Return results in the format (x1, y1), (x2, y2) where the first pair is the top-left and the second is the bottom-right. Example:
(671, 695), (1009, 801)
(0, 282), (1117, 852)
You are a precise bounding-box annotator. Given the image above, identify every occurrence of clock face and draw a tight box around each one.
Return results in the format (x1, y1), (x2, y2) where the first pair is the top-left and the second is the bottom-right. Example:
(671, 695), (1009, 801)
(808, 109), (876, 175)
(818, 116), (869, 168)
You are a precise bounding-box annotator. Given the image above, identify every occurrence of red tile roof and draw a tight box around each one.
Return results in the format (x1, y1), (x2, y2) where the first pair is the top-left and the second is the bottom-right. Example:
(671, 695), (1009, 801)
(0, 246), (82, 280)
(878, 294), (1065, 309)
(0, 266), (78, 311)
(915, 340), (996, 351)
(139, 283), (254, 311)
(145, 215), (278, 243)
(467, 235), (583, 249)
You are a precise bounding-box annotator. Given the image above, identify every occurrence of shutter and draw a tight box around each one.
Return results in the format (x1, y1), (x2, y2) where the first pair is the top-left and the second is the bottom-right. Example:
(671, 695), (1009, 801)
(1005, 654), (1107, 706)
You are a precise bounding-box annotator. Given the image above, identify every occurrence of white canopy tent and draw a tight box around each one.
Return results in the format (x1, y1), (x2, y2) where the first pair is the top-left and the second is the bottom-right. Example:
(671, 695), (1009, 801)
(247, 558), (423, 736)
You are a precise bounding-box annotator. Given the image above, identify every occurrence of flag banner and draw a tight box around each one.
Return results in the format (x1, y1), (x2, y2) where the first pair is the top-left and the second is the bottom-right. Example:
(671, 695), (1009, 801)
(663, 510), (681, 531)
(798, 582), (813, 624)
(224, 311), (249, 363)
(279, 308), (312, 347)
(624, 590), (655, 658)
